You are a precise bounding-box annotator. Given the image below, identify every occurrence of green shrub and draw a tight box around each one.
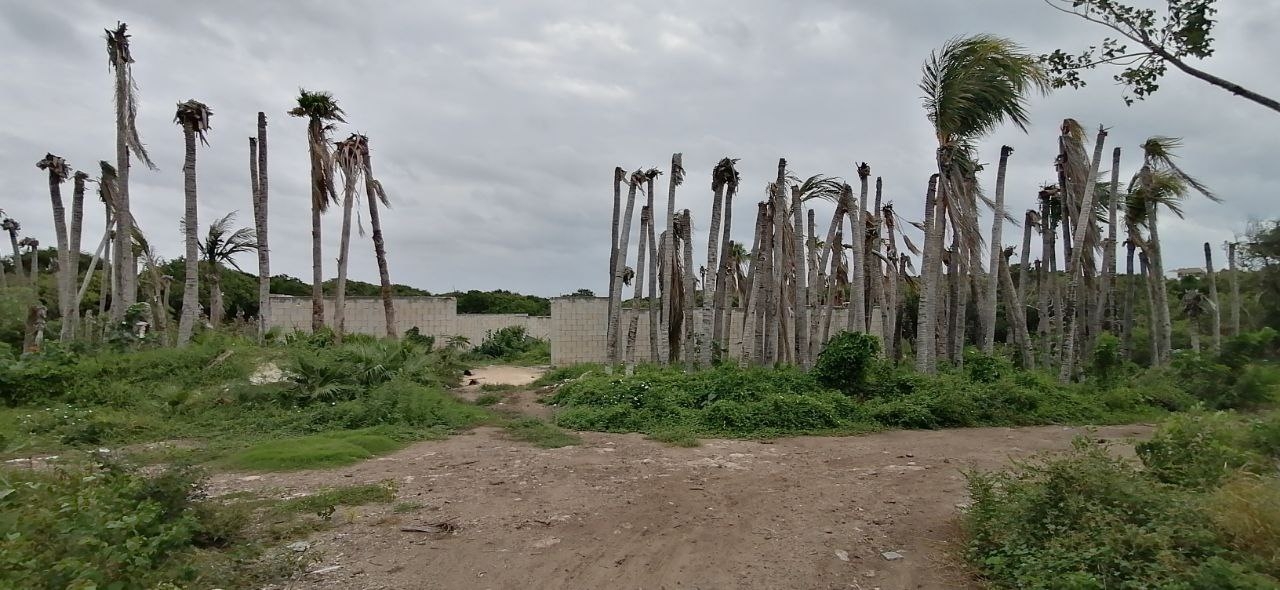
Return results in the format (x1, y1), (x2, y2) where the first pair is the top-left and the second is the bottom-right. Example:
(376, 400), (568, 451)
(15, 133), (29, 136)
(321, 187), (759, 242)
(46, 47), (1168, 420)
(533, 363), (603, 386)
(1090, 331), (1125, 385)
(812, 331), (880, 396)
(964, 348), (1013, 384)
(1137, 412), (1262, 488)
(472, 326), (548, 362)
(502, 417), (581, 448)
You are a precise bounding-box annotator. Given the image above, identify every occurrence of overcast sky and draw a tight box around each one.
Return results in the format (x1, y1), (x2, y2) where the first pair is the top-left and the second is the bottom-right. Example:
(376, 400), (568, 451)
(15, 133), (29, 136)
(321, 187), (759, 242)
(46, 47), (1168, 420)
(3, 0), (1278, 297)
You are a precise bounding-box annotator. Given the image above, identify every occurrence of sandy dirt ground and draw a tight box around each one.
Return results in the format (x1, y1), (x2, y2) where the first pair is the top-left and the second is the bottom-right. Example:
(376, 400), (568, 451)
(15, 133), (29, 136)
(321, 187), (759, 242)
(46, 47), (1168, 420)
(213, 372), (1152, 590)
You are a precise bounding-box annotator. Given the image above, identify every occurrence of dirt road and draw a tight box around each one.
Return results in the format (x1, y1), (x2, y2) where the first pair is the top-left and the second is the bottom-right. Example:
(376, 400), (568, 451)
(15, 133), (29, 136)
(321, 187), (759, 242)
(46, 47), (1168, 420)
(216, 381), (1150, 590)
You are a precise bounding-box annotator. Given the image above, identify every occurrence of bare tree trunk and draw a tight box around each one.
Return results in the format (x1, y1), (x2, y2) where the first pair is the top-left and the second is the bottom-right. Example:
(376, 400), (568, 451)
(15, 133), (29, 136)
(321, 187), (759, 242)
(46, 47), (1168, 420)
(1058, 126), (1107, 382)
(1204, 242), (1221, 352)
(177, 124), (200, 346)
(983, 146), (1013, 352)
(627, 205), (649, 376)
(66, 172), (87, 338)
(712, 176), (735, 364)
(1122, 241), (1136, 359)
(869, 177), (887, 345)
(1001, 248), (1035, 368)
(848, 165), (869, 333)
(363, 155), (396, 339)
(763, 199), (779, 365)
(1141, 250), (1160, 366)
(703, 162), (728, 367)
(210, 266), (224, 327)
(44, 166), (72, 341)
(915, 175), (942, 373)
(660, 154), (682, 364)
(1228, 242), (1241, 336)
(7, 229), (25, 283)
(101, 207), (113, 316)
(647, 195), (660, 364)
(1147, 203), (1173, 365)
(607, 167), (623, 366)
(680, 210), (696, 367)
(789, 190), (809, 367)
(609, 172), (639, 368)
(742, 203), (768, 364)
(253, 112), (272, 342)
(76, 224), (113, 315)
(333, 166), (357, 344)
(806, 208), (821, 360)
(816, 198), (845, 348)
(1096, 147), (1121, 338)
(112, 61), (137, 320)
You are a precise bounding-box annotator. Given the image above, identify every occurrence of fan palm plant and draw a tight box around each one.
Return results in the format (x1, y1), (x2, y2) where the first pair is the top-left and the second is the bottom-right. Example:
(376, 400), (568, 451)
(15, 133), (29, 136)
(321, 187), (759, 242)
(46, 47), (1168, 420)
(288, 89), (344, 332)
(105, 22), (157, 320)
(187, 213), (258, 327)
(917, 34), (1049, 373)
(174, 99), (212, 346)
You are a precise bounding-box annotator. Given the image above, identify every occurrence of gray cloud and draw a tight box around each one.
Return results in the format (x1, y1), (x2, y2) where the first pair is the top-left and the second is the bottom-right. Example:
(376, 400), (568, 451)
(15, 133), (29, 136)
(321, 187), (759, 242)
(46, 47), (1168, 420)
(3, 0), (1278, 297)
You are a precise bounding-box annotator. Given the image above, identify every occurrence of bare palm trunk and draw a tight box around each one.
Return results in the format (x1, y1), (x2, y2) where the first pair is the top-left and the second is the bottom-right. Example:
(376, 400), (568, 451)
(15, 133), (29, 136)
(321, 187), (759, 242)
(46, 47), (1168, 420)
(45, 166), (72, 340)
(816, 198), (846, 349)
(742, 203), (768, 364)
(680, 210), (696, 366)
(1204, 242), (1221, 352)
(307, 118), (329, 333)
(333, 171), (356, 344)
(67, 172), (87, 337)
(1096, 147), (1121, 338)
(660, 154), (682, 364)
(763, 200), (779, 365)
(609, 173), (639, 368)
(1001, 248), (1035, 368)
(76, 224), (113, 314)
(1058, 127), (1107, 382)
(608, 167), (623, 364)
(112, 57), (136, 320)
(6, 230), (23, 283)
(848, 165), (869, 333)
(626, 205), (649, 375)
(1147, 203), (1173, 365)
(869, 177), (887, 345)
(1228, 242), (1241, 336)
(253, 113), (271, 342)
(209, 265), (224, 327)
(646, 199), (660, 364)
(101, 207), (113, 315)
(915, 174), (943, 373)
(711, 177), (735, 364)
(983, 146), (1013, 352)
(1122, 241), (1136, 358)
(791, 190), (809, 367)
(177, 123), (200, 346)
(1141, 250), (1160, 366)
(806, 208), (821, 360)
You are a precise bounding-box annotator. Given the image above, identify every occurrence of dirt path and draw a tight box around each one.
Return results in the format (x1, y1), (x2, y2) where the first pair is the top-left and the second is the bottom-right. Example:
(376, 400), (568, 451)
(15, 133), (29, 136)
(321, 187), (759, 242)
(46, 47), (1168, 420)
(216, 385), (1152, 590)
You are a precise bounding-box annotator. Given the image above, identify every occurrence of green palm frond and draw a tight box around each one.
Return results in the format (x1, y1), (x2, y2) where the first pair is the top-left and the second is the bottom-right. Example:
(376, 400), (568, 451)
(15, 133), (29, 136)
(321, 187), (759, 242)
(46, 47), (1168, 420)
(1138, 136), (1219, 202)
(289, 89), (346, 123)
(183, 212), (258, 271)
(787, 173), (845, 204)
(711, 158), (739, 194)
(921, 34), (1050, 143)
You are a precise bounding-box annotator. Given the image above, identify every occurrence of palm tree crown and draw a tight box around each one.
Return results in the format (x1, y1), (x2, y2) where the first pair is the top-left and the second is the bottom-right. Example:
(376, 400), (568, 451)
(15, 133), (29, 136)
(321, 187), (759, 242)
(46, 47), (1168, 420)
(173, 100), (213, 145)
(921, 35), (1050, 146)
(36, 153), (71, 181)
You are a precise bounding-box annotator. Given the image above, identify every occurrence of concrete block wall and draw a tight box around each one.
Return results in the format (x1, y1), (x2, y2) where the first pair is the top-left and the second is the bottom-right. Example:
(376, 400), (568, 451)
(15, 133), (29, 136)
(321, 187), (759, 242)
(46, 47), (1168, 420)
(268, 296), (548, 347)
(549, 297), (881, 365)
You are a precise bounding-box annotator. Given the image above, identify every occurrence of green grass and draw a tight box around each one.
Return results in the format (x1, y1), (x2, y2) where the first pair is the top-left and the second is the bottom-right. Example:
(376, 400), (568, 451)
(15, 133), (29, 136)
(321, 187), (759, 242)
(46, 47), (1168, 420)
(479, 383), (519, 392)
(276, 482), (397, 514)
(532, 363), (602, 387)
(648, 427), (701, 447)
(502, 417), (582, 448)
(226, 429), (411, 471)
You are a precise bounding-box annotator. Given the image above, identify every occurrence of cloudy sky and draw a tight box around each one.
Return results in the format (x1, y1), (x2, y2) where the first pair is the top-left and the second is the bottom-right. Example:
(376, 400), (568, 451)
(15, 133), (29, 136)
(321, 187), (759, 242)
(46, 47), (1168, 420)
(3, 0), (1278, 297)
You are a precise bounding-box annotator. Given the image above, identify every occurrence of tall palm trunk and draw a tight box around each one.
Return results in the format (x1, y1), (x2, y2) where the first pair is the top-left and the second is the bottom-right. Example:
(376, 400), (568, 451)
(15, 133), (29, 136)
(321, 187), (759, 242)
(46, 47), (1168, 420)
(209, 264), (224, 327)
(1096, 147), (1121, 338)
(1058, 127), (1107, 383)
(711, 169), (735, 364)
(608, 167), (623, 361)
(1204, 242), (1221, 352)
(332, 166), (356, 344)
(806, 208), (822, 360)
(1147, 202), (1173, 365)
(112, 49), (136, 320)
(1000, 247), (1035, 368)
(101, 207), (113, 315)
(609, 172), (639, 368)
(6, 228), (23, 283)
(742, 203), (768, 364)
(869, 177), (887, 345)
(763, 198), (779, 365)
(177, 122), (201, 346)
(253, 112), (271, 342)
(42, 161), (72, 340)
(626, 205), (649, 375)
(848, 164), (869, 333)
(680, 210), (696, 366)
(1122, 241), (1136, 358)
(1189, 312), (1201, 352)
(791, 190), (809, 367)
(1140, 250), (1160, 366)
(1228, 242), (1241, 336)
(915, 174), (943, 373)
(816, 197), (846, 349)
(67, 172), (87, 337)
(308, 118), (328, 333)
(646, 198), (660, 364)
(355, 153), (394, 340)
(703, 164), (727, 367)
(983, 146), (1013, 352)
(660, 154), (682, 364)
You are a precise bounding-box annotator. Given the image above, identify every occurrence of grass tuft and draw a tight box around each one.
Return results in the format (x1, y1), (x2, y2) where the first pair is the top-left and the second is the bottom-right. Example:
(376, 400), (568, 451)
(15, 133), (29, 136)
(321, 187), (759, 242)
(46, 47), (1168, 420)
(502, 417), (581, 448)
(227, 429), (406, 471)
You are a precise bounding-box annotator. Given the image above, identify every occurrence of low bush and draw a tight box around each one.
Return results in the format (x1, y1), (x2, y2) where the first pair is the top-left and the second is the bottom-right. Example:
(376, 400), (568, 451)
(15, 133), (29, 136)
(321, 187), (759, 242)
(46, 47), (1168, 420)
(471, 326), (549, 364)
(811, 331), (880, 395)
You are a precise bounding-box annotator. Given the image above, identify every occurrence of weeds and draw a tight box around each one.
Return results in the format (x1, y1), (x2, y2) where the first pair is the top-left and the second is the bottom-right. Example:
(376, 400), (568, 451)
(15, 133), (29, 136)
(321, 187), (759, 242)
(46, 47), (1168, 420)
(502, 417), (581, 448)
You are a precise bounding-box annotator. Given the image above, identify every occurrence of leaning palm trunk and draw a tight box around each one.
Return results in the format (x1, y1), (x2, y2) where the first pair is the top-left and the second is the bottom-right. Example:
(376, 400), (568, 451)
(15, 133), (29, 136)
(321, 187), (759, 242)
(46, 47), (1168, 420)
(847, 166), (869, 333)
(816, 197), (846, 349)
(252, 112), (271, 342)
(1058, 126), (1107, 382)
(1228, 242), (1241, 335)
(1204, 242), (1221, 352)
(6, 226), (24, 283)
(609, 172), (639, 368)
(1001, 247), (1035, 368)
(915, 175), (943, 373)
(177, 121), (201, 346)
(646, 199), (660, 364)
(660, 154), (683, 364)
(76, 224), (114, 314)
(359, 142), (396, 339)
(983, 146), (1013, 352)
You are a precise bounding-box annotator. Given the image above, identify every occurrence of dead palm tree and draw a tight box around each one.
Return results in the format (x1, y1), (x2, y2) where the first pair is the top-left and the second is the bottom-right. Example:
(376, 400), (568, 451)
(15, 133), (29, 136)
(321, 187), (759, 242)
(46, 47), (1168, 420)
(174, 99), (212, 346)
(609, 169), (641, 368)
(106, 22), (157, 321)
(710, 158), (739, 363)
(66, 170), (89, 335)
(356, 135), (396, 339)
(660, 154), (684, 364)
(19, 238), (39, 284)
(251, 112), (271, 342)
(2, 217), (22, 283)
(982, 146), (1014, 352)
(36, 153), (72, 338)
(288, 89), (344, 332)
(190, 213), (257, 327)
(848, 163), (870, 334)
(332, 134), (363, 343)
(918, 34), (1049, 373)
(1058, 124), (1108, 382)
(1228, 241), (1241, 336)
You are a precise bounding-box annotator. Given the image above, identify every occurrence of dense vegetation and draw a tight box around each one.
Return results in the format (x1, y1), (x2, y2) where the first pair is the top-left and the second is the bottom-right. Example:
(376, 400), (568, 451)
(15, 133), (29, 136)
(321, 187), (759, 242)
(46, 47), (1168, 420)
(966, 410), (1280, 588)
